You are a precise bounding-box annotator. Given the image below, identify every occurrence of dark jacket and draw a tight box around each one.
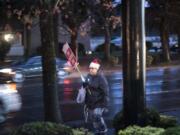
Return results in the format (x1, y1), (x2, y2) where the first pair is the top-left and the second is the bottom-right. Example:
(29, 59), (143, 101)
(84, 72), (109, 109)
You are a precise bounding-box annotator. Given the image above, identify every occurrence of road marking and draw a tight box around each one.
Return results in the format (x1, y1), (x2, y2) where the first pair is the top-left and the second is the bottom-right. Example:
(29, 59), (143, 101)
(146, 89), (180, 95)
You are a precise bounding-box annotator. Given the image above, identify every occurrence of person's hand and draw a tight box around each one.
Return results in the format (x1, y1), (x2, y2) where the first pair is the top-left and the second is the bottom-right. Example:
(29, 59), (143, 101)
(82, 82), (89, 88)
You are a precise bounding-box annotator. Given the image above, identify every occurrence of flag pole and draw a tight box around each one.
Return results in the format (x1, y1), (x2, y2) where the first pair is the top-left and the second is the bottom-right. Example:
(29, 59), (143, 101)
(75, 63), (91, 95)
(75, 63), (85, 82)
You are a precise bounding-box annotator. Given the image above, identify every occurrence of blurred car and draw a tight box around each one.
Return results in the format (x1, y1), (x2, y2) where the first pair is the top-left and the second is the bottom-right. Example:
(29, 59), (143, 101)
(0, 79), (22, 123)
(0, 56), (73, 83)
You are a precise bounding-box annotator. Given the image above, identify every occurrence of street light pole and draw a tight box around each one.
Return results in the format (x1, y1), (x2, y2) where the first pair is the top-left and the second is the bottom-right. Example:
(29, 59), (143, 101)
(122, 0), (146, 125)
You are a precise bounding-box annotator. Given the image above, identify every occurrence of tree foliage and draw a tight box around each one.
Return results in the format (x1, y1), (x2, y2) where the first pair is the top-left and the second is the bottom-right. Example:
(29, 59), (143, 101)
(57, 0), (89, 55)
(147, 0), (180, 62)
(59, 0), (89, 29)
(147, 0), (180, 31)
(87, 0), (121, 60)
(89, 0), (121, 33)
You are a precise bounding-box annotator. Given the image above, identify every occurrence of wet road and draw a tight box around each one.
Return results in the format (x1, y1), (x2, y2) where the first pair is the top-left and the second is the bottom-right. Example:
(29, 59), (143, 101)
(1, 65), (180, 133)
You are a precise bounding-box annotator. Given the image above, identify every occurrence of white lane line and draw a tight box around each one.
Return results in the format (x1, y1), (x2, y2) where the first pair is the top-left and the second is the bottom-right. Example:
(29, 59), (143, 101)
(146, 89), (180, 95)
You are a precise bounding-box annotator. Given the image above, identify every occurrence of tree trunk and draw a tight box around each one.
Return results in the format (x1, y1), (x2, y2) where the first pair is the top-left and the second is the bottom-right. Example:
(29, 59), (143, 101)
(104, 23), (111, 61)
(178, 30), (180, 54)
(160, 17), (171, 62)
(53, 13), (60, 57)
(122, 0), (146, 126)
(24, 24), (31, 59)
(70, 27), (78, 60)
(39, 10), (63, 123)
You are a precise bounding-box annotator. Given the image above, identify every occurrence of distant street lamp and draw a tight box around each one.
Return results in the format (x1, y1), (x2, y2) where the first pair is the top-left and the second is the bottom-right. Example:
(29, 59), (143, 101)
(3, 33), (14, 42)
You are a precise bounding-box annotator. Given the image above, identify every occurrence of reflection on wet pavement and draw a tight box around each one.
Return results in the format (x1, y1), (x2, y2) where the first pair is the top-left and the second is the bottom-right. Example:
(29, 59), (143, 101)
(1, 66), (180, 133)
(58, 66), (180, 121)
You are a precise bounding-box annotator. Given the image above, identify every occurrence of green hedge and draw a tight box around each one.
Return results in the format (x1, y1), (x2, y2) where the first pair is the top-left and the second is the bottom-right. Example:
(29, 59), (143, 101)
(72, 128), (93, 135)
(113, 109), (160, 131)
(118, 125), (164, 135)
(10, 122), (93, 135)
(109, 56), (119, 65)
(162, 126), (180, 135)
(146, 54), (153, 66)
(113, 108), (178, 132)
(158, 115), (178, 129)
(118, 124), (180, 135)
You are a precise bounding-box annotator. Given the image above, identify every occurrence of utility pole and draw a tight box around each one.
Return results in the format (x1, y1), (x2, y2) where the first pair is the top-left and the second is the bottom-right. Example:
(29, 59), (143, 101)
(122, 0), (146, 125)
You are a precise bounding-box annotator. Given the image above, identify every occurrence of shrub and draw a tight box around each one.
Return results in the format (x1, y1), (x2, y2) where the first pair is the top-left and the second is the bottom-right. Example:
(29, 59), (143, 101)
(10, 122), (92, 135)
(113, 109), (178, 133)
(72, 128), (93, 135)
(151, 53), (163, 64)
(0, 41), (11, 61)
(138, 108), (160, 127)
(113, 111), (126, 132)
(162, 126), (180, 135)
(118, 125), (164, 135)
(132, 109), (177, 128)
(158, 115), (178, 129)
(109, 56), (119, 65)
(11, 122), (73, 135)
(146, 41), (153, 51)
(146, 54), (153, 66)
(113, 109), (160, 132)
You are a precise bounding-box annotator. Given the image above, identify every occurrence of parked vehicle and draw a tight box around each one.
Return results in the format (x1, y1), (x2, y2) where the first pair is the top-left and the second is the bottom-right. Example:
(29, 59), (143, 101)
(170, 44), (179, 52)
(0, 56), (73, 83)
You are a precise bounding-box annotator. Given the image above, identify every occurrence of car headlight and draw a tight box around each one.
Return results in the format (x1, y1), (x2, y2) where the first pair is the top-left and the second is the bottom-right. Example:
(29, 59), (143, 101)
(0, 68), (15, 74)
(7, 83), (17, 92)
(63, 67), (70, 70)
(0, 83), (18, 93)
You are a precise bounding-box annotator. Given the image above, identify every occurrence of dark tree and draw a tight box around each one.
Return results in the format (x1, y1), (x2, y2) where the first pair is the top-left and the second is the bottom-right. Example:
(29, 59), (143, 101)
(53, 12), (60, 57)
(148, 0), (180, 61)
(58, 0), (89, 58)
(88, 0), (121, 61)
(39, 0), (62, 123)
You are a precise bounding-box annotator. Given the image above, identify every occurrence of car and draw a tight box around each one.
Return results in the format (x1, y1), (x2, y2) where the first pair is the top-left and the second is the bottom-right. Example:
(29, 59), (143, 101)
(0, 79), (22, 123)
(0, 56), (73, 83)
(90, 36), (122, 51)
(170, 44), (179, 52)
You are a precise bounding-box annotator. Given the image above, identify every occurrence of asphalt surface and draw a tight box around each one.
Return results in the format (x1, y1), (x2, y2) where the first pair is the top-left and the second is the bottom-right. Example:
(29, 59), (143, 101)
(65, 64), (180, 135)
(0, 63), (180, 135)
